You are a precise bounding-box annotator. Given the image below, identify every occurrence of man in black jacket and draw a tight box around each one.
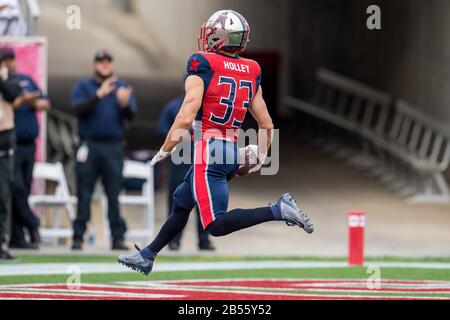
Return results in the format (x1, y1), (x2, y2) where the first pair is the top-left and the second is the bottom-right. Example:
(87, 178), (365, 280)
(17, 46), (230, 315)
(0, 51), (22, 260)
(0, 47), (48, 250)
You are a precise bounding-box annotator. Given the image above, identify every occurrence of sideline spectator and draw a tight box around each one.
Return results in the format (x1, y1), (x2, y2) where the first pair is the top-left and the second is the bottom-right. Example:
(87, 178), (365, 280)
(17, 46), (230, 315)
(0, 48), (21, 260)
(71, 50), (137, 251)
(0, 47), (49, 250)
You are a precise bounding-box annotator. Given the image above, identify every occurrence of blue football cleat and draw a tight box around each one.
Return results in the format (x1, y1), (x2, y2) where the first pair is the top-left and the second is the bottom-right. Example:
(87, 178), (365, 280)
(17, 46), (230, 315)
(275, 193), (314, 234)
(117, 245), (156, 276)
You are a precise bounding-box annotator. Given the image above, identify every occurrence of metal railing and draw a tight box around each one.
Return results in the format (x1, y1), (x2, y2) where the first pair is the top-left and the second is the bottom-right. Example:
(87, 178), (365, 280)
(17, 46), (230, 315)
(285, 68), (450, 204)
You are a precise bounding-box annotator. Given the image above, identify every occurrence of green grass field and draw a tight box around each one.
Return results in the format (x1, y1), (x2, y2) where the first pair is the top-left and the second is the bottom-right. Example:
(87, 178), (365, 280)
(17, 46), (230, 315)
(1, 255), (450, 299)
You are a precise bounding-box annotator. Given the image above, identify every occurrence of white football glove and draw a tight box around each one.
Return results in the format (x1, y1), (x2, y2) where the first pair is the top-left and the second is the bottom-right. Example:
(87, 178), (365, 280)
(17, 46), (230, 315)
(149, 147), (174, 166)
(249, 150), (267, 174)
(239, 145), (266, 174)
(239, 145), (258, 166)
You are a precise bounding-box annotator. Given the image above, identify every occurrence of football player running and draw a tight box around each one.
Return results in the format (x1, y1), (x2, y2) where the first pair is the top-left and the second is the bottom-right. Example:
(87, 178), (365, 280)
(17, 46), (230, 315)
(118, 10), (314, 275)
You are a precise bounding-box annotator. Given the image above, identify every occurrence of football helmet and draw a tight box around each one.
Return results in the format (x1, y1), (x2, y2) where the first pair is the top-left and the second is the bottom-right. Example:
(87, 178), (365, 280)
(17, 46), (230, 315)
(198, 10), (250, 53)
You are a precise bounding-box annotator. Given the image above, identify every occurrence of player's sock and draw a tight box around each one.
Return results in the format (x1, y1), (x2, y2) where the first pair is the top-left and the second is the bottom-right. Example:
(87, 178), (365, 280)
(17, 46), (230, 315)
(143, 203), (191, 254)
(207, 207), (275, 237)
(140, 247), (157, 260)
(270, 203), (283, 220)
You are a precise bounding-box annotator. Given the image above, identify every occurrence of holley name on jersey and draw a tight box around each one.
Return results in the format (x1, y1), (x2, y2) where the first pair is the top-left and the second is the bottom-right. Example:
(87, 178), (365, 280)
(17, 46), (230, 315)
(223, 61), (250, 74)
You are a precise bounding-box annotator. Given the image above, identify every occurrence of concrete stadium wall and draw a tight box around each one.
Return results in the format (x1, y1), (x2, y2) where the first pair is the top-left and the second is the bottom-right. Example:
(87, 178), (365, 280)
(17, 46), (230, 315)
(37, 0), (166, 78)
(134, 0), (291, 71)
(37, 0), (291, 99)
(38, 0), (291, 80)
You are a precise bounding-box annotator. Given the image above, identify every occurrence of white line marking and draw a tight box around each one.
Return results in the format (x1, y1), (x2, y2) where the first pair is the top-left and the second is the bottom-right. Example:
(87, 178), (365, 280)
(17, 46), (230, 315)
(2, 261), (450, 276)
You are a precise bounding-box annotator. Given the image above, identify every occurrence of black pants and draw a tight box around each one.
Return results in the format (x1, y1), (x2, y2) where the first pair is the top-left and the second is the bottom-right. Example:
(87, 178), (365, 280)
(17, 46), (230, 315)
(168, 162), (210, 246)
(0, 153), (13, 246)
(73, 141), (127, 244)
(10, 142), (40, 244)
(0, 130), (15, 246)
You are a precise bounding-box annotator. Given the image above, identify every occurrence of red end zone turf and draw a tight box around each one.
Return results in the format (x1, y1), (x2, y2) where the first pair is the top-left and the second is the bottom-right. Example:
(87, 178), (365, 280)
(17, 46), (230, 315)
(1, 279), (450, 300)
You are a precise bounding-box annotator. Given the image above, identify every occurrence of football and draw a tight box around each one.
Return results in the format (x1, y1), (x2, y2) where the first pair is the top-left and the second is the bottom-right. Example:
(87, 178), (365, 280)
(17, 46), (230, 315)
(237, 145), (259, 176)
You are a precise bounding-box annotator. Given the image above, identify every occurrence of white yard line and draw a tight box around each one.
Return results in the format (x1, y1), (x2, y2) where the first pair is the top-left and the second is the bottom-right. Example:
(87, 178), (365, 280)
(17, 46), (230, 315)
(0, 289), (176, 299)
(1, 260), (450, 276)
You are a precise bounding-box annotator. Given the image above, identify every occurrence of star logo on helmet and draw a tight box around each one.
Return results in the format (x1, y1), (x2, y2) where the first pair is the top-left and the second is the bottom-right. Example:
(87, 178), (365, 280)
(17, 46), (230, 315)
(213, 12), (228, 30)
(190, 57), (201, 72)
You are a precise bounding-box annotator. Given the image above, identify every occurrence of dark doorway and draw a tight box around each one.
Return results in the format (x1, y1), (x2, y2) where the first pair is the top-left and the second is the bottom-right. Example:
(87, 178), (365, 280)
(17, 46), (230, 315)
(242, 51), (282, 119)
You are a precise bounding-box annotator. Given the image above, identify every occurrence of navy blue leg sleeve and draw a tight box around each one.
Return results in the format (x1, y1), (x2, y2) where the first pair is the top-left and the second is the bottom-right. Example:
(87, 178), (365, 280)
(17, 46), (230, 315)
(144, 203), (192, 254)
(206, 207), (275, 237)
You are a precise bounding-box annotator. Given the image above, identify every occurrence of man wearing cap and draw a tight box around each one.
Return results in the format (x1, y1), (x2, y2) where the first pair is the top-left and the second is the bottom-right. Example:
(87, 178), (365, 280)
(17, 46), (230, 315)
(71, 50), (137, 251)
(0, 47), (50, 250)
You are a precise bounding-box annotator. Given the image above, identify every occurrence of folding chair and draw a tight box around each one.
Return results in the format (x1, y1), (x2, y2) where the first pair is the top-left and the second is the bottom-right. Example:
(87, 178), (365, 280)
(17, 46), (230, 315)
(102, 160), (155, 244)
(29, 162), (76, 244)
